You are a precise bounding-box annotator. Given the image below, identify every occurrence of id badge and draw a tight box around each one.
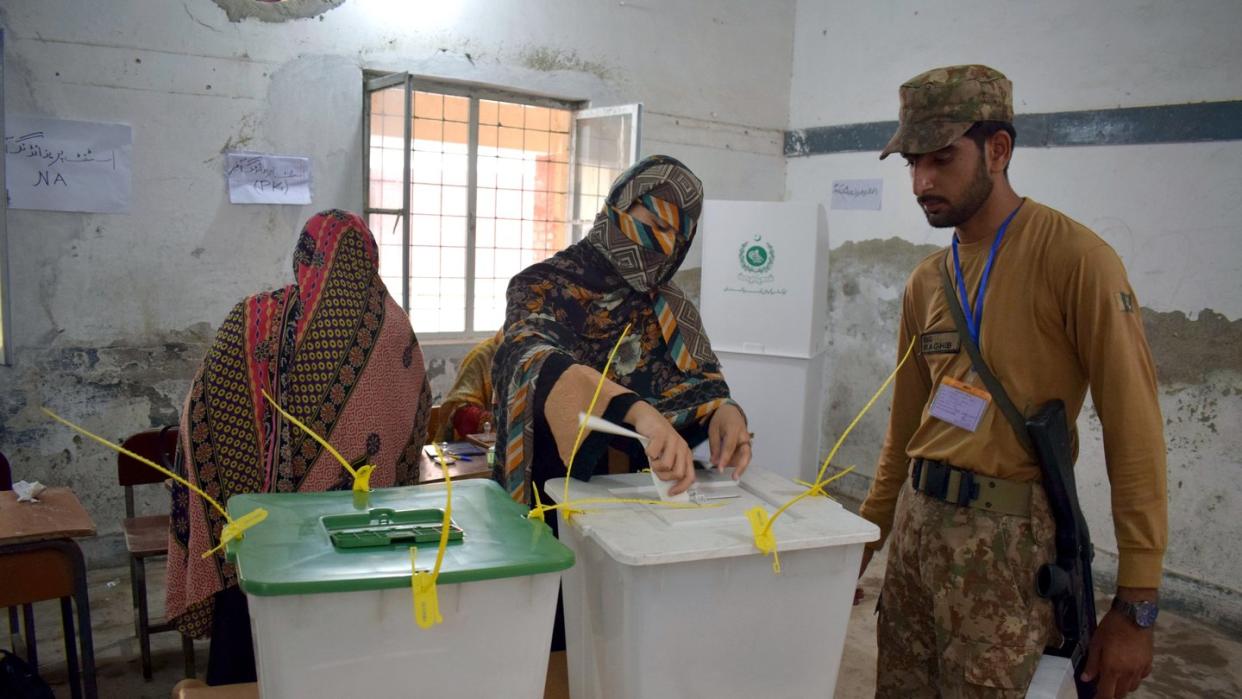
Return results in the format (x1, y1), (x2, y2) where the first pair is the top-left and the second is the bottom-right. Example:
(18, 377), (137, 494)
(929, 376), (992, 432)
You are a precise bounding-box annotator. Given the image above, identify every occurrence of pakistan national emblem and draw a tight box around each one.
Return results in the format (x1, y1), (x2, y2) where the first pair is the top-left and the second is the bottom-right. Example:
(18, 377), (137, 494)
(737, 234), (775, 283)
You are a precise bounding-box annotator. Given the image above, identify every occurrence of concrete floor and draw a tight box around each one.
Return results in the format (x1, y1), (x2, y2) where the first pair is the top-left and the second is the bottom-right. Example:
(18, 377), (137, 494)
(11, 550), (1242, 698)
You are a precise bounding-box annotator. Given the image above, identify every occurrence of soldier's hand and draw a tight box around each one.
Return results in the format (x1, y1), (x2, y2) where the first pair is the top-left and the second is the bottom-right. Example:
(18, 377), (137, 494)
(854, 548), (875, 605)
(1081, 607), (1154, 698)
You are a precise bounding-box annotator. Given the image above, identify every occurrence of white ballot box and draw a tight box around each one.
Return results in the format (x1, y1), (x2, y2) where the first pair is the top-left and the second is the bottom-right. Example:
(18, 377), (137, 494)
(547, 468), (879, 699)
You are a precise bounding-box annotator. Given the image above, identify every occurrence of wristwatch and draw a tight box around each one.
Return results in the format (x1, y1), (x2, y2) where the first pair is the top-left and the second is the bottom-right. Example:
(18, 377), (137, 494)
(1112, 597), (1159, 628)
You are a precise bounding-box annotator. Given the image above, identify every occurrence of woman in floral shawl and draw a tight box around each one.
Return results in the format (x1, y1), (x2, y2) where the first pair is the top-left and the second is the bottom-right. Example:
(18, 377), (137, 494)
(492, 155), (751, 508)
(165, 210), (432, 684)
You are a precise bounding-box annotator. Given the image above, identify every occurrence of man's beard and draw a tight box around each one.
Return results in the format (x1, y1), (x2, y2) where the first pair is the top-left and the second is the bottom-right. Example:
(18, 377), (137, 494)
(918, 158), (993, 228)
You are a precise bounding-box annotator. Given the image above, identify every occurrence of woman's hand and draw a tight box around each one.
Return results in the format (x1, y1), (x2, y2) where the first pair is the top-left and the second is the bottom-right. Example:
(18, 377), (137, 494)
(708, 403), (751, 479)
(625, 401), (695, 495)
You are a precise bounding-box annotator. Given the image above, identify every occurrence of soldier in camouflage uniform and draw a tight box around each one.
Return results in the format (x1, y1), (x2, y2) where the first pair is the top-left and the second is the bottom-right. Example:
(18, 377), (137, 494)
(859, 65), (1167, 698)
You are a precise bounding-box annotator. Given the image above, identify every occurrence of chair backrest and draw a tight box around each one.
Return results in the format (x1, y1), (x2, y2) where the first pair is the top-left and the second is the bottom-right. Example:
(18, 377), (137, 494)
(119, 426), (179, 487)
(119, 426), (179, 518)
(0, 450), (11, 491)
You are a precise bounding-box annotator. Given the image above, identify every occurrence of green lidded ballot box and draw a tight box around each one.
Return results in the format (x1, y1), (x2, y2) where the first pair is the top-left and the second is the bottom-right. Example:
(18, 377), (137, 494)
(225, 479), (573, 699)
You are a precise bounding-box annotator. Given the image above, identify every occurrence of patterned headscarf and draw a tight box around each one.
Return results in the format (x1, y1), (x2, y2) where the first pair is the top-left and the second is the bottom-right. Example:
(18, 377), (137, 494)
(166, 210), (432, 637)
(585, 155), (713, 371)
(492, 156), (737, 502)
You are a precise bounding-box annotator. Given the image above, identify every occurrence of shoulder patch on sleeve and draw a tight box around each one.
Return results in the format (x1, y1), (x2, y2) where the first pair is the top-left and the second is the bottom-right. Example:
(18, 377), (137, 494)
(921, 331), (961, 355)
(1115, 291), (1136, 313)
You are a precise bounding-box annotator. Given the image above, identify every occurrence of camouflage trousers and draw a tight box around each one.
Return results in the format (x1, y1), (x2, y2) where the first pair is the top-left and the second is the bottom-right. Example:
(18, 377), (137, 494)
(876, 481), (1057, 698)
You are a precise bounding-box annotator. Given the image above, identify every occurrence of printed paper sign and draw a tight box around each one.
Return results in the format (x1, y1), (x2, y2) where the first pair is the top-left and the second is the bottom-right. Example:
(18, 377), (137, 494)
(226, 152), (312, 205)
(4, 116), (133, 213)
(830, 178), (882, 211)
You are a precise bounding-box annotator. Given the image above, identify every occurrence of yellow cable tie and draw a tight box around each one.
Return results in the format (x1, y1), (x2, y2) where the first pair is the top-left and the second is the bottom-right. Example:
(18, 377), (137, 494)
(260, 390), (372, 492)
(42, 408), (268, 557)
(810, 338), (917, 488)
(408, 444), (455, 630)
(410, 547), (442, 629)
(793, 465), (856, 501)
(352, 464), (375, 494)
(562, 322), (633, 506)
(529, 483), (547, 523)
(793, 479), (827, 497)
(745, 506), (781, 574)
(430, 444), (453, 580)
(752, 337), (918, 550)
(202, 508), (269, 559)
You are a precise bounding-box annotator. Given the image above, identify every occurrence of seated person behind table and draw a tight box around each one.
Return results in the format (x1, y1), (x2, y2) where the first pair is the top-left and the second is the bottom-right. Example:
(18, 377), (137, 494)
(492, 155), (752, 508)
(430, 330), (502, 442)
(165, 210), (432, 686)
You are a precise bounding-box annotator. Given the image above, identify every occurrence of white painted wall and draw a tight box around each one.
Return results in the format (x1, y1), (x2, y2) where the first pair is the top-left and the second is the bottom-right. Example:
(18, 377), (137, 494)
(788, 142), (1242, 316)
(0, 0), (793, 563)
(789, 0), (1242, 127)
(788, 0), (1242, 627)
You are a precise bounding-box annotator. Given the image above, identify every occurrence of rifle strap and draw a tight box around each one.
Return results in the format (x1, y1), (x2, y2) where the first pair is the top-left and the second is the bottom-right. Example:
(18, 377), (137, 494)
(939, 252), (1034, 455)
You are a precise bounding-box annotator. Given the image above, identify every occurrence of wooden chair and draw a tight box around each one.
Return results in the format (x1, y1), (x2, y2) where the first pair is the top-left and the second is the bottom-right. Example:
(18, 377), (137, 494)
(118, 426), (195, 680)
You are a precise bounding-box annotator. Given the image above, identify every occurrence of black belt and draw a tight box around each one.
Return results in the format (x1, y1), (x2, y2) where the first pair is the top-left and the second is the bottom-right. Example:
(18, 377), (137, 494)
(911, 458), (1032, 517)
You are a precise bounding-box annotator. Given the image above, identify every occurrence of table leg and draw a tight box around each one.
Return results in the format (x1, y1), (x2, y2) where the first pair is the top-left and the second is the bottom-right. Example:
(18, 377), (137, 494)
(63, 541), (97, 699)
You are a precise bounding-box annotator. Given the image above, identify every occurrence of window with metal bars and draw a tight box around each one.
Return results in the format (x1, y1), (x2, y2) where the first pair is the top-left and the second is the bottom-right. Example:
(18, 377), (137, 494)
(364, 73), (640, 339)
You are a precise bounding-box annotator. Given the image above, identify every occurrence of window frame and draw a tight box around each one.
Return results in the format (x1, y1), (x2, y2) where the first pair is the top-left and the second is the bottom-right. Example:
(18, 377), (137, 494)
(363, 72), (587, 342)
(569, 103), (644, 243)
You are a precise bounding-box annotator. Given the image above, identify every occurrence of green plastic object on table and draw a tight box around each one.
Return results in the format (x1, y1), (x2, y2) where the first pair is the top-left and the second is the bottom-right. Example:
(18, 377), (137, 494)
(225, 479), (573, 596)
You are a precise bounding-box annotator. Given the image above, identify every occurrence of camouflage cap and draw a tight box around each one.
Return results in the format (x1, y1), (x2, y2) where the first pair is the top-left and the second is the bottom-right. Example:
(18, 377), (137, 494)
(879, 64), (1013, 160)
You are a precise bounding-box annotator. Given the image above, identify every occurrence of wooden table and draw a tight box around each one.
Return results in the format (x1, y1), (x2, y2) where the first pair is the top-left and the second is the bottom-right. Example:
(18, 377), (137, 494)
(417, 449), (493, 484)
(0, 487), (98, 699)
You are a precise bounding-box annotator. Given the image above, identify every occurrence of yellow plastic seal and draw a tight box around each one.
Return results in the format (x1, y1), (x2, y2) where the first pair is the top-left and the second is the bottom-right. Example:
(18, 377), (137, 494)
(408, 444), (455, 630)
(41, 407), (268, 559)
(204, 507), (269, 558)
(410, 547), (443, 629)
(352, 464), (375, 493)
(261, 390), (374, 493)
(745, 506), (781, 574)
(748, 337), (919, 571)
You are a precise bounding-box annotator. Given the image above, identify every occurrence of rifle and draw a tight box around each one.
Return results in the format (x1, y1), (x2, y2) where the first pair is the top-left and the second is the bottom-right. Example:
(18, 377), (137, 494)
(1027, 400), (1097, 699)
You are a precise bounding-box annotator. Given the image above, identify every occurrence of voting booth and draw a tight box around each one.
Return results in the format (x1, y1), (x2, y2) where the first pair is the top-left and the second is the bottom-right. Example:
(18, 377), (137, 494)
(700, 201), (830, 482)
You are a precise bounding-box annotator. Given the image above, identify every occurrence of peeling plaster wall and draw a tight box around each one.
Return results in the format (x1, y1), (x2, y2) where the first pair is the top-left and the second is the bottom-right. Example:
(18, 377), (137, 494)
(0, 0), (794, 565)
(788, 0), (1242, 630)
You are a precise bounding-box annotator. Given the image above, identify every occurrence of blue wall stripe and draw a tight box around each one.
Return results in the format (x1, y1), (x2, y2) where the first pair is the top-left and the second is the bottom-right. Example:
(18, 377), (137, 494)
(785, 100), (1242, 157)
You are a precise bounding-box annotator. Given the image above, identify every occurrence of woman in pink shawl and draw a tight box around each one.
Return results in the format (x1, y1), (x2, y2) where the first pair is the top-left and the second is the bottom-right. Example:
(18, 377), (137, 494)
(165, 210), (431, 684)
